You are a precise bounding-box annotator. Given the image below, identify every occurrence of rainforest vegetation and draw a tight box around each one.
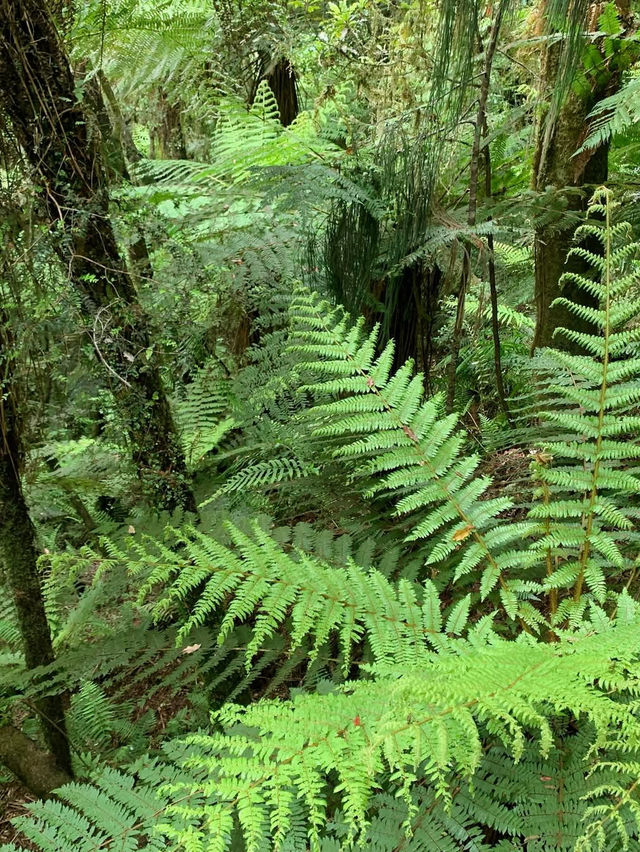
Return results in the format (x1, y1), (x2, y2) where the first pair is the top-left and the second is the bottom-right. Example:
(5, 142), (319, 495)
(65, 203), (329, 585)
(1, 0), (640, 848)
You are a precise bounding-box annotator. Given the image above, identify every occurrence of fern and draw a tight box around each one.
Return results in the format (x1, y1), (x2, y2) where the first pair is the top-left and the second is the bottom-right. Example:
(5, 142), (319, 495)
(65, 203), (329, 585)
(202, 456), (318, 507)
(578, 74), (640, 153)
(175, 361), (234, 470)
(121, 521), (469, 663)
(124, 621), (640, 851)
(288, 289), (540, 626)
(0, 764), (170, 852)
(528, 189), (640, 623)
(6, 620), (640, 851)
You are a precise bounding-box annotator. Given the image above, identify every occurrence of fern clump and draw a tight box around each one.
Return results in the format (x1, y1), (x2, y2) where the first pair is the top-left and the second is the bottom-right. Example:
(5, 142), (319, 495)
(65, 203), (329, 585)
(5, 165), (640, 852)
(5, 619), (640, 852)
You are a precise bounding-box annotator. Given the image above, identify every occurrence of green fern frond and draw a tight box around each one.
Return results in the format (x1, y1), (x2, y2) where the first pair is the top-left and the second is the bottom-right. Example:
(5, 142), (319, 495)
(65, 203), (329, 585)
(154, 621), (640, 851)
(124, 521), (463, 667)
(288, 289), (538, 624)
(175, 361), (234, 470)
(529, 188), (640, 615)
(577, 74), (640, 153)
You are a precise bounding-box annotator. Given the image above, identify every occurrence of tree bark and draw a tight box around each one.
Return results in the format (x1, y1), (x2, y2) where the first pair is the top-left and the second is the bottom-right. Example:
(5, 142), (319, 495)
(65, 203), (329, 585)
(482, 115), (511, 421)
(0, 725), (72, 798)
(251, 54), (299, 126)
(150, 88), (188, 159)
(0, 0), (196, 513)
(0, 311), (72, 777)
(97, 69), (144, 168)
(84, 66), (154, 286)
(531, 0), (631, 349)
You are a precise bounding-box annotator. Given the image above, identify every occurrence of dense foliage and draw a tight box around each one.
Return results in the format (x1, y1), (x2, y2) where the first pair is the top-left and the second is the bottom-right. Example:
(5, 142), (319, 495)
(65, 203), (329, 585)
(1, 0), (640, 850)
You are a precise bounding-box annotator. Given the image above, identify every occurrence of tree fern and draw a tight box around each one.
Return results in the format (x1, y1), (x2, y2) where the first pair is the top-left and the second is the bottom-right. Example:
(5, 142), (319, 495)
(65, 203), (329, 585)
(137, 620), (640, 851)
(202, 456), (318, 506)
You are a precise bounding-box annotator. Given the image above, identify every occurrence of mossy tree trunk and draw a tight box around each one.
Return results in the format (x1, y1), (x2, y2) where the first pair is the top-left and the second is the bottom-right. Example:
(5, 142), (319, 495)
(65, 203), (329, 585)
(0, 310), (72, 777)
(531, 0), (632, 349)
(150, 87), (188, 159)
(0, 725), (72, 798)
(0, 0), (196, 513)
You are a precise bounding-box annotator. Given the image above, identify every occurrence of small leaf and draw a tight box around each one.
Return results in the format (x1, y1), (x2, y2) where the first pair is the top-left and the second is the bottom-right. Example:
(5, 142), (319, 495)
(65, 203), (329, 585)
(452, 524), (474, 542)
(445, 595), (471, 636)
(422, 580), (442, 633)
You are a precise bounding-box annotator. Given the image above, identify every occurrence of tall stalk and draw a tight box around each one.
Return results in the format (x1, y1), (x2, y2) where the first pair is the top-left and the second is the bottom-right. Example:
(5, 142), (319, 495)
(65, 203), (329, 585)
(446, 2), (506, 413)
(482, 116), (511, 422)
(572, 191), (612, 603)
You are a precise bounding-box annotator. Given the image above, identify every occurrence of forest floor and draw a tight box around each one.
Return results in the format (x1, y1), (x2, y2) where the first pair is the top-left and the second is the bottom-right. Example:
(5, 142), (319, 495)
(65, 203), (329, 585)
(0, 783), (36, 849)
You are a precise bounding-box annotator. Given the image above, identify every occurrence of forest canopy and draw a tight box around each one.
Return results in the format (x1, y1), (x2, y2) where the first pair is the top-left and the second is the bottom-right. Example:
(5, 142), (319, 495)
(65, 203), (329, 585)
(1, 0), (640, 849)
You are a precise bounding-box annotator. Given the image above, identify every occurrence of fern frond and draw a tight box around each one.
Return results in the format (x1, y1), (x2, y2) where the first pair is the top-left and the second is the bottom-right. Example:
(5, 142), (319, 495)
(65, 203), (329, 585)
(289, 289), (537, 624)
(529, 189), (640, 615)
(125, 521), (462, 668)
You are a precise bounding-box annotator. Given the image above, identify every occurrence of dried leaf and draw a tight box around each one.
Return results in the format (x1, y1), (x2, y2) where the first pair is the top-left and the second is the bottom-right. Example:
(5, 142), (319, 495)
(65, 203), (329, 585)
(452, 524), (474, 542)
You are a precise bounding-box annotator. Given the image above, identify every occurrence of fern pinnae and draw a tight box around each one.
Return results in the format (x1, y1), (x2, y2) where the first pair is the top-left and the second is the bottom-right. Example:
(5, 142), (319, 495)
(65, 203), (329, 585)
(526, 189), (640, 620)
(290, 289), (537, 623)
(572, 191), (613, 602)
(126, 522), (468, 668)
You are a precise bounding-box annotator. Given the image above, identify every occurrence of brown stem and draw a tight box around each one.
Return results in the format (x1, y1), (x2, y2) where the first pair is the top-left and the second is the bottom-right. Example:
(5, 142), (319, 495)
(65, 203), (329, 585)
(97, 68), (143, 166)
(0, 309), (73, 776)
(482, 117), (511, 422)
(446, 3), (505, 413)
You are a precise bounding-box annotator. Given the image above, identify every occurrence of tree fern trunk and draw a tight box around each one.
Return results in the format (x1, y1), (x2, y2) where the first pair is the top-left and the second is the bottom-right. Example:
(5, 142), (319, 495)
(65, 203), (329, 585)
(151, 87), (188, 159)
(531, 1), (629, 349)
(0, 0), (196, 513)
(446, 1), (505, 412)
(252, 54), (299, 126)
(531, 60), (609, 349)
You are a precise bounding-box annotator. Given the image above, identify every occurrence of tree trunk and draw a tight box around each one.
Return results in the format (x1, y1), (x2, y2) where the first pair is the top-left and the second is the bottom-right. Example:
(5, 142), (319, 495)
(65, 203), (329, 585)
(0, 0), (196, 513)
(0, 311), (73, 777)
(83, 66), (155, 286)
(446, 2), (505, 412)
(251, 54), (299, 126)
(531, 1), (630, 349)
(0, 725), (72, 798)
(97, 69), (144, 168)
(150, 88), (188, 159)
